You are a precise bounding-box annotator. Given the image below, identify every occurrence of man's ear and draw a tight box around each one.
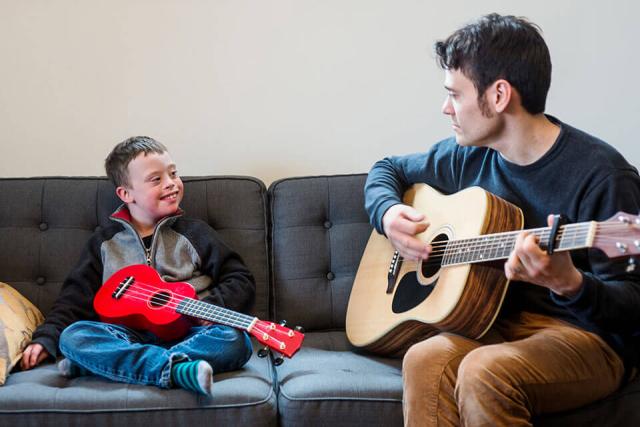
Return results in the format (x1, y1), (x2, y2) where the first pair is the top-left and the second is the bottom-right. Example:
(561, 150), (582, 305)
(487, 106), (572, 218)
(493, 79), (512, 113)
(115, 186), (133, 204)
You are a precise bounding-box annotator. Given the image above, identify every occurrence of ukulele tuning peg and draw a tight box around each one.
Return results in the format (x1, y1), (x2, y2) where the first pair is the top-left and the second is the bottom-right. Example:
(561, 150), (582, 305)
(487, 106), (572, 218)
(295, 325), (305, 334)
(627, 257), (637, 273)
(257, 347), (270, 358)
(279, 320), (287, 327)
(273, 356), (284, 366)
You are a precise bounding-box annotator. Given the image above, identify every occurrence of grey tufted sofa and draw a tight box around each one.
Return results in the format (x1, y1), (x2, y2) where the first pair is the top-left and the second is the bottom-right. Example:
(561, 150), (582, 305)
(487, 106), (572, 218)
(0, 174), (638, 426)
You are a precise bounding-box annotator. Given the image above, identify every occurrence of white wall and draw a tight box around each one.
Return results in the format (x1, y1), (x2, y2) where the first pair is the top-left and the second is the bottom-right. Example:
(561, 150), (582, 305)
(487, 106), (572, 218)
(1, 0), (638, 185)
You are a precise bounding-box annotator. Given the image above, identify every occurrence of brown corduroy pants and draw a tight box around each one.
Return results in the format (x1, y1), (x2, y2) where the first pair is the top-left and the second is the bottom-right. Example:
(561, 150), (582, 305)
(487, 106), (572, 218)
(402, 311), (624, 427)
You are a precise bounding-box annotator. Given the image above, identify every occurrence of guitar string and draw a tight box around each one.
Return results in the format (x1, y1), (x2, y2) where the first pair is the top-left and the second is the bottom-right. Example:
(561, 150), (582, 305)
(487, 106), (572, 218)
(421, 224), (634, 257)
(420, 235), (633, 264)
(425, 222), (631, 251)
(426, 234), (632, 260)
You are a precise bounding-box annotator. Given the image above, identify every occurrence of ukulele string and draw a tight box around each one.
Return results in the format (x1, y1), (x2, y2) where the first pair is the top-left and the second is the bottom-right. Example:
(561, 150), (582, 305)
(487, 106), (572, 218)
(112, 281), (254, 327)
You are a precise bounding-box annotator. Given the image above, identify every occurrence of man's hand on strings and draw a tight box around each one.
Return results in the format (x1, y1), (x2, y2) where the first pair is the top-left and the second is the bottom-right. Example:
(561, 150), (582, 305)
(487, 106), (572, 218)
(382, 204), (431, 261)
(504, 214), (583, 297)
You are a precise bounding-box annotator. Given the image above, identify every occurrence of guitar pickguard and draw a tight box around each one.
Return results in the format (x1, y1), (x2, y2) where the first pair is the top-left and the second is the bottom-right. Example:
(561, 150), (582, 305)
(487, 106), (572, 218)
(391, 272), (435, 313)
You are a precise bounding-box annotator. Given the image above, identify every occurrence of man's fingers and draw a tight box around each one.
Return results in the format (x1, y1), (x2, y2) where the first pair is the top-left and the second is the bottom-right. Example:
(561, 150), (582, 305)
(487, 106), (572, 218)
(402, 207), (426, 223)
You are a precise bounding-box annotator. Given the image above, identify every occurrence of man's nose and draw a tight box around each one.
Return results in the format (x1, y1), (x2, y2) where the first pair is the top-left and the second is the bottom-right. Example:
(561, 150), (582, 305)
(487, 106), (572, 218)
(442, 97), (453, 115)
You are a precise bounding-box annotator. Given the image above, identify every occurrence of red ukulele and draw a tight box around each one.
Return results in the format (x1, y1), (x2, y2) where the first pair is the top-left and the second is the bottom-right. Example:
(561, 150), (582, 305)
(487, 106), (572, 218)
(94, 264), (304, 360)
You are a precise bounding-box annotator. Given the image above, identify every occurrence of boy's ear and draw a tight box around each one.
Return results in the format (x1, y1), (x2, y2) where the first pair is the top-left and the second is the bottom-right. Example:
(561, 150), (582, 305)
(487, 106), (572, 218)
(115, 186), (133, 204)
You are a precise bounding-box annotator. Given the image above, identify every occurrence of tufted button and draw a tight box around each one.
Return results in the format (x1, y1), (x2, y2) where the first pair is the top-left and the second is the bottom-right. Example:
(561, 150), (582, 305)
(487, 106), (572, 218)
(323, 221), (332, 229)
(326, 272), (335, 281)
(36, 277), (46, 285)
(39, 222), (48, 231)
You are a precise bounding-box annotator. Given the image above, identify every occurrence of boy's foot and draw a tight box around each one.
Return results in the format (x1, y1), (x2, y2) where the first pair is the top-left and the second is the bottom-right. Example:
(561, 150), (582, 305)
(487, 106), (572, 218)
(57, 358), (91, 378)
(171, 360), (214, 396)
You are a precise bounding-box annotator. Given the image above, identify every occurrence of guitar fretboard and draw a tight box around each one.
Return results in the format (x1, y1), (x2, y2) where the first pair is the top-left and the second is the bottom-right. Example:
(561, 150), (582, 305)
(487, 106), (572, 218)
(441, 222), (595, 266)
(176, 298), (256, 330)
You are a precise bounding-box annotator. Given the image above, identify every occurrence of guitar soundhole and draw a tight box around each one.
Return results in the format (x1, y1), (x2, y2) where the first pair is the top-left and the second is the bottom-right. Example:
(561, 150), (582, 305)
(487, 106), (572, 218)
(149, 291), (171, 308)
(422, 233), (448, 278)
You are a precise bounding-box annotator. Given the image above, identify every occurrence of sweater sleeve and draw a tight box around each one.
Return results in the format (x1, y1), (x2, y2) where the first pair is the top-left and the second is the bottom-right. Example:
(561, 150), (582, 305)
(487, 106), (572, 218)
(550, 170), (640, 335)
(30, 234), (103, 358)
(364, 139), (461, 234)
(187, 222), (256, 314)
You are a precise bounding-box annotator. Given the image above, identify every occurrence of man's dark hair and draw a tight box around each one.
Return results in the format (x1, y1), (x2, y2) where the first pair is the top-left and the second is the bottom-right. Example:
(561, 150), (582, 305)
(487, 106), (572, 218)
(434, 13), (551, 114)
(105, 136), (167, 187)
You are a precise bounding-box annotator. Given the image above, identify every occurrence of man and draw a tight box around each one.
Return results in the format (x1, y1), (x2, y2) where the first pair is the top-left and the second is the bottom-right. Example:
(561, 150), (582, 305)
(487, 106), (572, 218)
(365, 13), (640, 426)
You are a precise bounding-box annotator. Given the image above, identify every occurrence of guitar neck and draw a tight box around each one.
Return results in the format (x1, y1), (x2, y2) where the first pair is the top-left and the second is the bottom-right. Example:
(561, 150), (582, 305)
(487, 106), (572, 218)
(176, 298), (256, 331)
(442, 221), (596, 266)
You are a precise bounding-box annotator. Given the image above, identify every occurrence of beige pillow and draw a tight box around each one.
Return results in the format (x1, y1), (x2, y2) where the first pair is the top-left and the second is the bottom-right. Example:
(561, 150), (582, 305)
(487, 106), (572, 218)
(0, 282), (44, 385)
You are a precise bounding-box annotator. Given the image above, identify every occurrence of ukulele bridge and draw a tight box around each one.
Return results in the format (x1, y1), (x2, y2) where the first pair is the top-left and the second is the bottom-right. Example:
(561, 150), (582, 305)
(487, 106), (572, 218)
(113, 276), (134, 299)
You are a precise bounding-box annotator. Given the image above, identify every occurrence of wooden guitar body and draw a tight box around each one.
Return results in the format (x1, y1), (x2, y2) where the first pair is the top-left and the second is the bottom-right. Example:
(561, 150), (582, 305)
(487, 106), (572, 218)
(346, 184), (523, 356)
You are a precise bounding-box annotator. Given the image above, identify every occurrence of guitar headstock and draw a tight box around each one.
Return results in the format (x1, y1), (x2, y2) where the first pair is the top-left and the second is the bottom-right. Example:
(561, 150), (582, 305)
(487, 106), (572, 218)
(593, 212), (640, 260)
(250, 320), (304, 358)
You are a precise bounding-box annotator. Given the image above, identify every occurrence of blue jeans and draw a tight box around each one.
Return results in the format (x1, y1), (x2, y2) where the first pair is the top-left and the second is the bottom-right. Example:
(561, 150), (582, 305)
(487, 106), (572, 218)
(59, 320), (253, 389)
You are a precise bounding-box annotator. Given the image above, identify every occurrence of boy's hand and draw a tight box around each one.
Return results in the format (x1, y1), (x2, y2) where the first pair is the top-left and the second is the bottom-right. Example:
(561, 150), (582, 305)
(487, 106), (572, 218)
(20, 343), (50, 370)
(382, 204), (431, 261)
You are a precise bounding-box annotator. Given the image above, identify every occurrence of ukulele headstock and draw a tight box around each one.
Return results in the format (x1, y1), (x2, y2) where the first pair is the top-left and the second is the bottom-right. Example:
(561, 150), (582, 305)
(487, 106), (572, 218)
(250, 320), (305, 359)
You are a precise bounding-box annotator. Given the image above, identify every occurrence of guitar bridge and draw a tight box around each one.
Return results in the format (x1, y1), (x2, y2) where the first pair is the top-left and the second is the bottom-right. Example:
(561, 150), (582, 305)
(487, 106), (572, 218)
(386, 251), (402, 294)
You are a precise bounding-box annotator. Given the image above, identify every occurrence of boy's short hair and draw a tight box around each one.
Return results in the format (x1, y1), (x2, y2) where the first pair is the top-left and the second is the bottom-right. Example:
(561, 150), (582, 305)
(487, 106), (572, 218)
(434, 13), (551, 115)
(105, 136), (167, 187)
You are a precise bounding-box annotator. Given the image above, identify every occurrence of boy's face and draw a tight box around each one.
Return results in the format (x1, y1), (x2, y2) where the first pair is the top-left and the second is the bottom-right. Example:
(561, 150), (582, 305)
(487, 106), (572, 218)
(117, 151), (184, 228)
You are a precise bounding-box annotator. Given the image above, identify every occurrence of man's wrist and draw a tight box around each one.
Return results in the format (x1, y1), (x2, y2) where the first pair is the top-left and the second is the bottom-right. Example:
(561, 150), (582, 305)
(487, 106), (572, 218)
(552, 269), (584, 298)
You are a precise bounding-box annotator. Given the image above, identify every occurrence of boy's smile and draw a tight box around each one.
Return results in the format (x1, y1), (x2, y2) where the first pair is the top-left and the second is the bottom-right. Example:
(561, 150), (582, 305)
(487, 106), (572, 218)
(116, 151), (184, 236)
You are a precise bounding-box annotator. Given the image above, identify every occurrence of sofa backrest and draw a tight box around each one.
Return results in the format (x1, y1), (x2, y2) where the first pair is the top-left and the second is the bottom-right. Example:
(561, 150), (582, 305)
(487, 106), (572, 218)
(269, 175), (372, 332)
(0, 176), (270, 320)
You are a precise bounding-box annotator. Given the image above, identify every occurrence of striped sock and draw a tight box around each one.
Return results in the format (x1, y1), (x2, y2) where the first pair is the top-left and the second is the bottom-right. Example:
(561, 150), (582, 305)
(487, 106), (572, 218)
(57, 358), (91, 378)
(171, 360), (213, 395)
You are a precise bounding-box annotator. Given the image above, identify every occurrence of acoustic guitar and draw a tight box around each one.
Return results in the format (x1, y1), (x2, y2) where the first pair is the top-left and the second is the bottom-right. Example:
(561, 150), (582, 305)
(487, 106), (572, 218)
(94, 264), (304, 359)
(346, 184), (639, 356)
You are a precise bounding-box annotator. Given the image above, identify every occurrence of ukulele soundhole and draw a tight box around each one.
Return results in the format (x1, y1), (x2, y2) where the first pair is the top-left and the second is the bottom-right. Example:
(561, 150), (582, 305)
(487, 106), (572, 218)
(391, 233), (448, 313)
(149, 291), (171, 308)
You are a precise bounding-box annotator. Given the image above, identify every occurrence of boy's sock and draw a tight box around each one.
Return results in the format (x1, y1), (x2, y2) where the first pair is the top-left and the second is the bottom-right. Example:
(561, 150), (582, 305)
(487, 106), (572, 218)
(171, 360), (214, 396)
(57, 358), (91, 378)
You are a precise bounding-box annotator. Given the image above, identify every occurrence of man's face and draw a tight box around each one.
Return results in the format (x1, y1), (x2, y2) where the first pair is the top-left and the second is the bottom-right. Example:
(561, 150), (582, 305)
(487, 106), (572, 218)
(442, 69), (501, 147)
(120, 151), (184, 227)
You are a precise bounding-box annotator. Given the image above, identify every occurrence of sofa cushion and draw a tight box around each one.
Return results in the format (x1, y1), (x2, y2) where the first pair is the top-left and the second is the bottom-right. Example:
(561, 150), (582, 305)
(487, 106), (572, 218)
(275, 331), (402, 427)
(0, 283), (44, 384)
(0, 341), (277, 427)
(269, 175), (371, 331)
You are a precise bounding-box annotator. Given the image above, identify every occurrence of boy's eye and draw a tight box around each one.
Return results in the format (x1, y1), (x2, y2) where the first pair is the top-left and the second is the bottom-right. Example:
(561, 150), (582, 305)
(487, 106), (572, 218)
(171, 171), (178, 177)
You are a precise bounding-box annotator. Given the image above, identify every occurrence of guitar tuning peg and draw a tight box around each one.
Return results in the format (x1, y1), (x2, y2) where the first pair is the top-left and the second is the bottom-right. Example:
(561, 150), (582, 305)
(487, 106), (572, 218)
(273, 356), (284, 366)
(257, 347), (270, 358)
(627, 257), (637, 273)
(279, 320), (287, 327)
(295, 325), (305, 333)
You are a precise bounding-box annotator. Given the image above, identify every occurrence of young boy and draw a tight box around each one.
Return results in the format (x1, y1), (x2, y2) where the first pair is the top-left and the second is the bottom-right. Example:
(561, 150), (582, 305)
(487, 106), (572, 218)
(20, 136), (255, 396)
